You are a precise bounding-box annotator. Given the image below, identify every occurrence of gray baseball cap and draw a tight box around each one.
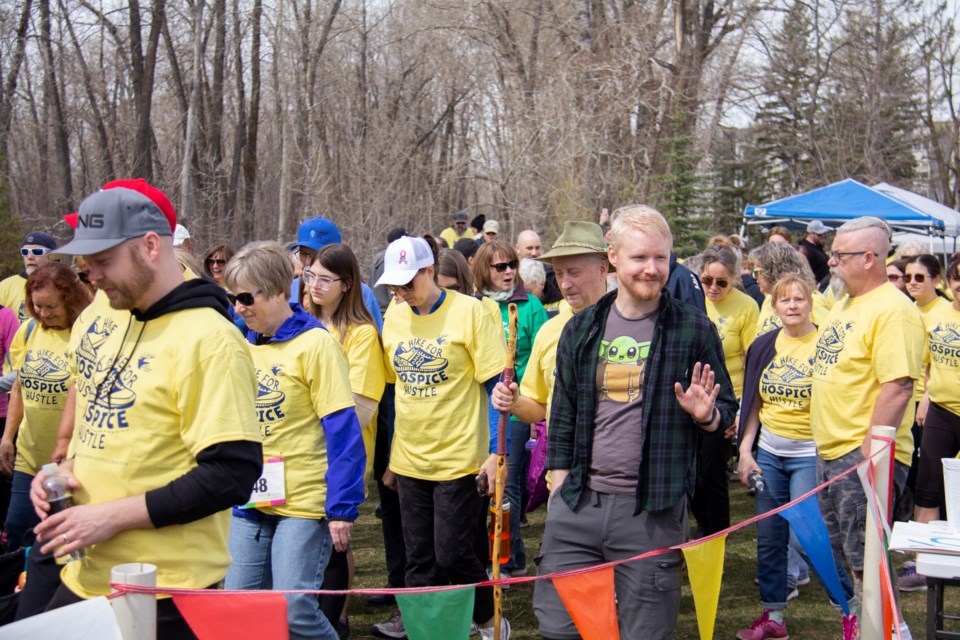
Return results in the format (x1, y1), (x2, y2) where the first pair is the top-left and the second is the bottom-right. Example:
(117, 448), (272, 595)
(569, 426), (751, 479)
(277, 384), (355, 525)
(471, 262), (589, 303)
(58, 188), (173, 256)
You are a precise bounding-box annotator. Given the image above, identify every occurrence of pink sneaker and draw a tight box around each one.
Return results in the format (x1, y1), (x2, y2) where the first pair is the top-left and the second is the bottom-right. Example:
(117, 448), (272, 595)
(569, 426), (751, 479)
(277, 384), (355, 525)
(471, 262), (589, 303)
(842, 613), (858, 640)
(736, 611), (789, 640)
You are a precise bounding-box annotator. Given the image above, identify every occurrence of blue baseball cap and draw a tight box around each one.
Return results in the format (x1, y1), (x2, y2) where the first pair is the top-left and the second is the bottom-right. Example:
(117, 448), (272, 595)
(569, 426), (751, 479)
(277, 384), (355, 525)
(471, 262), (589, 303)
(22, 230), (57, 250)
(292, 217), (342, 251)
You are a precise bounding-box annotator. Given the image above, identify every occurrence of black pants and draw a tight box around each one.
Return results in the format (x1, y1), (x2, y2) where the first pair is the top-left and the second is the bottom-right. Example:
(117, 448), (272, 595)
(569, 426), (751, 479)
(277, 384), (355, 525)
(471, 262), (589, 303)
(690, 427), (730, 537)
(397, 474), (493, 624)
(374, 385), (406, 588)
(45, 583), (197, 640)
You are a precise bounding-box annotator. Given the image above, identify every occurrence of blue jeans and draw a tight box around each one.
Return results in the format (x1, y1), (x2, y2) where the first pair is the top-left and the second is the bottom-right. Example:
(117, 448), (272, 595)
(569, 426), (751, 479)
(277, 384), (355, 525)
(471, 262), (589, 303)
(225, 514), (337, 640)
(4, 471), (39, 549)
(503, 421), (528, 572)
(755, 448), (855, 610)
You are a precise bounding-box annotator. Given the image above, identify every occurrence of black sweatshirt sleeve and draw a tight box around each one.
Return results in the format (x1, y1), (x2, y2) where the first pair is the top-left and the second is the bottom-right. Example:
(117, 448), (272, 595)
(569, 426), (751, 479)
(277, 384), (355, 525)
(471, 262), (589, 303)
(144, 440), (263, 528)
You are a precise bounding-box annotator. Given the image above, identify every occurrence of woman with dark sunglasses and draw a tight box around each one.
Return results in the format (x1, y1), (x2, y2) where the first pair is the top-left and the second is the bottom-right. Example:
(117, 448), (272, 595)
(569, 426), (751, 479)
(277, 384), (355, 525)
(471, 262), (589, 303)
(202, 243), (235, 289)
(471, 240), (548, 580)
(895, 254), (953, 586)
(700, 246), (758, 403)
(222, 241), (365, 640)
(911, 256), (960, 528)
(375, 235), (510, 639)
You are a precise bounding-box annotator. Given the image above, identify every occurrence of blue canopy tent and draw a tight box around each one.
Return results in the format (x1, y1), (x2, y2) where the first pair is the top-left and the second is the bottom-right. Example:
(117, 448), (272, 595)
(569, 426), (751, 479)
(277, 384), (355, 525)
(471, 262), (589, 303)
(743, 179), (946, 243)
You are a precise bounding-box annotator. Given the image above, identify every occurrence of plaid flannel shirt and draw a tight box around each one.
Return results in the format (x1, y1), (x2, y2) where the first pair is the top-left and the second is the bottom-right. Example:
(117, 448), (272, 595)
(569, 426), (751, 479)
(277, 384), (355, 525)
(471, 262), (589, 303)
(547, 289), (738, 514)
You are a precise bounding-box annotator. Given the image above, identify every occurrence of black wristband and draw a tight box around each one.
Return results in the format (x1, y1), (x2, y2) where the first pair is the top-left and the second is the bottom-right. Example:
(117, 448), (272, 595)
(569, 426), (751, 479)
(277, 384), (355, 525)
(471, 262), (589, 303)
(695, 407), (719, 427)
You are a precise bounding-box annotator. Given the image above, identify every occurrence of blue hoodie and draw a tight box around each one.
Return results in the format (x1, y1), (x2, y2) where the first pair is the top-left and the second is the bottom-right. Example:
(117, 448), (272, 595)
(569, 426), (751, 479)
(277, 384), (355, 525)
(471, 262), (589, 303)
(242, 304), (366, 521)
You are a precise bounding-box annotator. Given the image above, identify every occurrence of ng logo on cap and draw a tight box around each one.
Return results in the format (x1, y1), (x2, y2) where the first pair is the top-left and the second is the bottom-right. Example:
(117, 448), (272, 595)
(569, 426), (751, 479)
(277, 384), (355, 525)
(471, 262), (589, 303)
(79, 214), (105, 229)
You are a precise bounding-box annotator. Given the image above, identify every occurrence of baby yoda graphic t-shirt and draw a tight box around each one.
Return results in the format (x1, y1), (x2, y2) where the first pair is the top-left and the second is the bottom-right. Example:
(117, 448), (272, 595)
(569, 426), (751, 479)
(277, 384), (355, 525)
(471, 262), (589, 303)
(588, 304), (657, 495)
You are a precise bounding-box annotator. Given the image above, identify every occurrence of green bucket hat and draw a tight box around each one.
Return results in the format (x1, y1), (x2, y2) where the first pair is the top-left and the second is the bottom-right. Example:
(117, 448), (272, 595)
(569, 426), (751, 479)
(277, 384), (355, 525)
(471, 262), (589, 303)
(538, 221), (611, 267)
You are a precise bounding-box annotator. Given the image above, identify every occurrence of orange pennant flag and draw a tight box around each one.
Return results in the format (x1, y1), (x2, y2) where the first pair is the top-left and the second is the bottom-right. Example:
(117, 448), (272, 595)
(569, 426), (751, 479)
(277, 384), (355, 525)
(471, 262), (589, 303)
(682, 534), (727, 640)
(552, 566), (620, 640)
(174, 592), (289, 640)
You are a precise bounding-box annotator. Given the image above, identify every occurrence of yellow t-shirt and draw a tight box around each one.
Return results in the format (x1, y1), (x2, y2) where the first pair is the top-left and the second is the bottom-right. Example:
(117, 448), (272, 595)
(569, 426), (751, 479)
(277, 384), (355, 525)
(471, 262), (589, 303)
(0, 274), (27, 324)
(479, 295), (501, 323)
(63, 305), (260, 599)
(758, 329), (817, 440)
(916, 297), (952, 399)
(706, 288), (759, 398)
(810, 283), (924, 465)
(756, 290), (831, 337)
(327, 322), (385, 486)
(382, 291), (505, 481)
(249, 325), (356, 519)
(519, 304), (574, 425)
(10, 322), (72, 475)
(439, 226), (473, 248)
(924, 300), (960, 416)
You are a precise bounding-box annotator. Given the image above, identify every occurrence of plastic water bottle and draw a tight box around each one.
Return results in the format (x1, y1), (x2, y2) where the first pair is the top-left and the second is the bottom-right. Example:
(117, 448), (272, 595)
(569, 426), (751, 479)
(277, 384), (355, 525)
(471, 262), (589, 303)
(748, 470), (765, 493)
(41, 463), (85, 564)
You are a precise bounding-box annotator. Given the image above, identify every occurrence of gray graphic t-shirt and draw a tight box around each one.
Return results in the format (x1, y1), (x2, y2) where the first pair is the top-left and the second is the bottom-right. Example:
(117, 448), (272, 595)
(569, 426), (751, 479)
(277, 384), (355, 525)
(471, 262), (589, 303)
(588, 303), (658, 495)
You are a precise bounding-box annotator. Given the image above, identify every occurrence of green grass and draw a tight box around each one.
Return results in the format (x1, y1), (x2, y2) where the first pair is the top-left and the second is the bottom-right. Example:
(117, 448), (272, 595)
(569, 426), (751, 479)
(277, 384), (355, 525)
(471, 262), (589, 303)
(346, 480), (950, 638)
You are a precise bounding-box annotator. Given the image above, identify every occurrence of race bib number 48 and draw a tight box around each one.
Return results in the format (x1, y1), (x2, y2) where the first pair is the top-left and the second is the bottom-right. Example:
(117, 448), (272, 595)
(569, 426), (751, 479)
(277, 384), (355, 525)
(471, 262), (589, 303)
(239, 457), (286, 509)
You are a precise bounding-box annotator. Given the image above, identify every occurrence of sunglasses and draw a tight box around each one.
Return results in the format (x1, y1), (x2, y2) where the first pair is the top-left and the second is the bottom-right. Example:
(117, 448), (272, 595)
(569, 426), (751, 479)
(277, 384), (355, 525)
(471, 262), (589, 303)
(76, 271), (90, 284)
(491, 260), (518, 273)
(700, 276), (729, 288)
(227, 290), (262, 306)
(21, 248), (51, 257)
(903, 274), (929, 284)
(207, 258), (227, 267)
(751, 268), (762, 279)
(887, 274), (903, 282)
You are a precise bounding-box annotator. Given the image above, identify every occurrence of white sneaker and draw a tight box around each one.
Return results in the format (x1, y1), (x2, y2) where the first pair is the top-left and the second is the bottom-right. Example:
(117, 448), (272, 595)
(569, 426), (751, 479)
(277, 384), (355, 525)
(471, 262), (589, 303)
(487, 567), (511, 590)
(786, 588), (799, 601)
(479, 617), (511, 640)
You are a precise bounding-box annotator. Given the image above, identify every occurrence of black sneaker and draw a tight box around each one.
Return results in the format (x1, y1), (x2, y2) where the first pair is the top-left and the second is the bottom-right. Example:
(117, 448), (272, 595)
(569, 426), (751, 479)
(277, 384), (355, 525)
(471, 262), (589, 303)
(367, 588), (398, 606)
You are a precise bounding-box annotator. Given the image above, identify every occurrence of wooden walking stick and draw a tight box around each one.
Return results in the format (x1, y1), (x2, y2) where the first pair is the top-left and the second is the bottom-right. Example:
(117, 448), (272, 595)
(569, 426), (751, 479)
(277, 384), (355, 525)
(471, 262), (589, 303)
(491, 303), (518, 640)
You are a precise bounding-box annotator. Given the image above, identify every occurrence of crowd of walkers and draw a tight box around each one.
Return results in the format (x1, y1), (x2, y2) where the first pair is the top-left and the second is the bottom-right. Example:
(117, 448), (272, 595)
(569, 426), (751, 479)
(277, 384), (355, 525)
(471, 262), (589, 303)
(0, 179), (956, 640)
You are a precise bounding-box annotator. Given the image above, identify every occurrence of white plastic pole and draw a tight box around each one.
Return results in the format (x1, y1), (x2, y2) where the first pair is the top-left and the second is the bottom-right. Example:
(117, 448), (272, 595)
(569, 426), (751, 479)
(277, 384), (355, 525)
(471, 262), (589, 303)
(110, 562), (157, 640)
(862, 425), (897, 640)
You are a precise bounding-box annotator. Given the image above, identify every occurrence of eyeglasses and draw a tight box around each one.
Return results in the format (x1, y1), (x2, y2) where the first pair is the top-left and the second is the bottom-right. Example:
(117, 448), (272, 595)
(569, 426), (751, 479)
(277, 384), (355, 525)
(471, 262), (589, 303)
(227, 290), (262, 306)
(21, 248), (51, 257)
(207, 258), (227, 267)
(830, 250), (877, 261)
(903, 274), (929, 284)
(491, 260), (518, 273)
(302, 271), (342, 289)
(700, 276), (730, 288)
(887, 274), (903, 282)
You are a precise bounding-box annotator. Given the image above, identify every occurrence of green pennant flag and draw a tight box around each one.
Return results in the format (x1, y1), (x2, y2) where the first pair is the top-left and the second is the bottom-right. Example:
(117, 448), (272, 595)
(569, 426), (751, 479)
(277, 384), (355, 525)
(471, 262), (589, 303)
(396, 587), (475, 640)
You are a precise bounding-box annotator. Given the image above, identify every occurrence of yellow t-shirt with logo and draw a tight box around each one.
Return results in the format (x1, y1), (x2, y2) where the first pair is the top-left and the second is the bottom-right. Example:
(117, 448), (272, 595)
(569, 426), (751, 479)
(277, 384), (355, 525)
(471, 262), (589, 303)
(756, 290), (831, 337)
(519, 304), (574, 425)
(916, 297), (952, 399)
(10, 322), (72, 475)
(0, 274), (27, 324)
(706, 288), (759, 398)
(810, 283), (924, 465)
(326, 322), (385, 486)
(383, 291), (506, 481)
(63, 305), (260, 599)
(249, 325), (356, 519)
(759, 330), (817, 440)
(924, 300), (960, 416)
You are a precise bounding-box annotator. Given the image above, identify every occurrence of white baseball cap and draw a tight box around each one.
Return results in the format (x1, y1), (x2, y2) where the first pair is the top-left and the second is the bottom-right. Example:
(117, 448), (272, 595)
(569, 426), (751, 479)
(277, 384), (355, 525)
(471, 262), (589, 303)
(173, 224), (192, 246)
(376, 236), (435, 286)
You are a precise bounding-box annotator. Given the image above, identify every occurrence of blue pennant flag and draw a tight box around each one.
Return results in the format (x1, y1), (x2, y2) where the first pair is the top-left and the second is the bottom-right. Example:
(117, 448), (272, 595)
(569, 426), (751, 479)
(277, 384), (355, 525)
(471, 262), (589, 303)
(780, 494), (850, 615)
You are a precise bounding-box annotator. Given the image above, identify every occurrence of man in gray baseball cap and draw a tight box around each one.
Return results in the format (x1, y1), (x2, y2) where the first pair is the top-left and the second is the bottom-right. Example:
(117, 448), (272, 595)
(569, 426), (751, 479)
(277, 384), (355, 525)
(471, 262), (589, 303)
(28, 185), (262, 637)
(58, 187), (172, 257)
